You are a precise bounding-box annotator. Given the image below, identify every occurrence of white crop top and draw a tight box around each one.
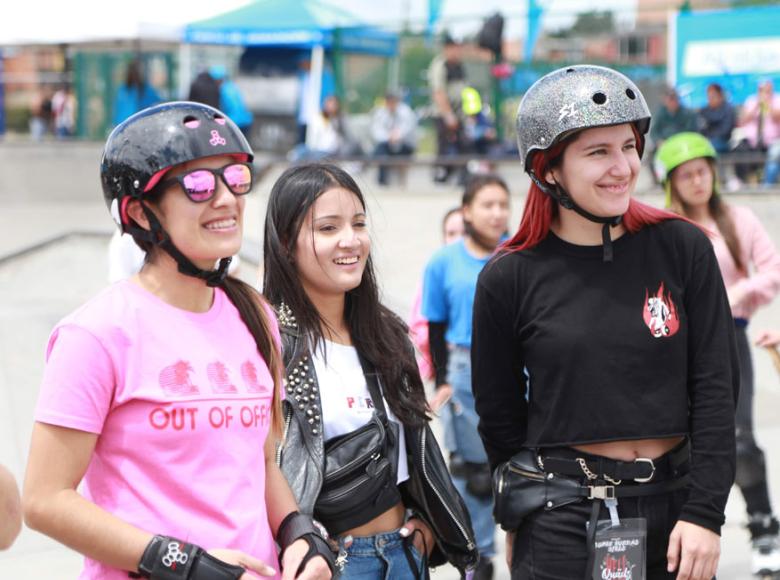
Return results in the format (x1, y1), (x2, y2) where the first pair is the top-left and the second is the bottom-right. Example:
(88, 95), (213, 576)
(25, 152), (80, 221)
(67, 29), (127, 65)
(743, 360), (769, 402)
(312, 340), (409, 484)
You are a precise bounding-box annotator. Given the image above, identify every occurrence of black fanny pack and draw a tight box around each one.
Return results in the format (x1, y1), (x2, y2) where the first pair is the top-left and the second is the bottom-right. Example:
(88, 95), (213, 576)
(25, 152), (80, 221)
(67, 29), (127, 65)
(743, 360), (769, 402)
(314, 357), (401, 536)
(492, 448), (582, 531)
(492, 445), (690, 531)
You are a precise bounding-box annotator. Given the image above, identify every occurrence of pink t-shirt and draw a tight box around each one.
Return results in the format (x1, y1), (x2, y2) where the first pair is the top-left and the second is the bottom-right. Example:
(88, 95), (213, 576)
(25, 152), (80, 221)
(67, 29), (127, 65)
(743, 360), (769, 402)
(36, 280), (282, 579)
(708, 205), (780, 320)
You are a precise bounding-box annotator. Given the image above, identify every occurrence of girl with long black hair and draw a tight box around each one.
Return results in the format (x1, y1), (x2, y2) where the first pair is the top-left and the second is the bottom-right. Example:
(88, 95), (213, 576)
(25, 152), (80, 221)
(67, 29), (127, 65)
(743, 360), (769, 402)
(264, 163), (478, 579)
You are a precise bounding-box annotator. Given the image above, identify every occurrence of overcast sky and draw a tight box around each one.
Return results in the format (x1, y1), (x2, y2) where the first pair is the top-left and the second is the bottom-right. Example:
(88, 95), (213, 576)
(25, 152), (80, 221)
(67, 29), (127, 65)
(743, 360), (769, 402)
(0, 0), (638, 45)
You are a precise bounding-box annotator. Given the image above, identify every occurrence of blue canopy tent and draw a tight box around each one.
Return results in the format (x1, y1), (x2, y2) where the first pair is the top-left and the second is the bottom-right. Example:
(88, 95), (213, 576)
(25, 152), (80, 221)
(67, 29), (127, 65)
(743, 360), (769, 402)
(184, 0), (398, 146)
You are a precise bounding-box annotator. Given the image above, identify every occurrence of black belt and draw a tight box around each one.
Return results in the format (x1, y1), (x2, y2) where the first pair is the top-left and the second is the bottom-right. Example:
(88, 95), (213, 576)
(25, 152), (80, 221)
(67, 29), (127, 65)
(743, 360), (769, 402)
(540, 440), (690, 484)
(539, 441), (691, 580)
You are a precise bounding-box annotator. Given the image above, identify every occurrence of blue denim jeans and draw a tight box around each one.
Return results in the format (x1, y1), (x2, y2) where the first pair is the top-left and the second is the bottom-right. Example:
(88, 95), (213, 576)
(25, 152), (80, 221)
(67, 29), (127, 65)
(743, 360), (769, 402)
(763, 141), (780, 185)
(447, 346), (496, 559)
(336, 530), (424, 579)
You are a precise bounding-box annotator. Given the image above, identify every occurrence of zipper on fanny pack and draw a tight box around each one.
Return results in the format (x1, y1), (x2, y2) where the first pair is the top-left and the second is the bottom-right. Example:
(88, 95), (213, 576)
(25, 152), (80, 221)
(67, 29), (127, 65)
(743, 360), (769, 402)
(318, 456), (387, 502)
(325, 421), (385, 483)
(506, 463), (546, 481)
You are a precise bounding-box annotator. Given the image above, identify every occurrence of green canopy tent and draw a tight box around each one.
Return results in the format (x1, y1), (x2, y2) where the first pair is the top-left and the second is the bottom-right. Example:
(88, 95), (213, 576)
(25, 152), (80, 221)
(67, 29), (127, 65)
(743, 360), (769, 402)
(184, 0), (398, 146)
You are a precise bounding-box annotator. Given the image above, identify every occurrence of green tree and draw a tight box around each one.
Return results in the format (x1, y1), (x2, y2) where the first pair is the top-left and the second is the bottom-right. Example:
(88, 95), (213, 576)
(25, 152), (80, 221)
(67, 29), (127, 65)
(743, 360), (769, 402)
(549, 10), (616, 38)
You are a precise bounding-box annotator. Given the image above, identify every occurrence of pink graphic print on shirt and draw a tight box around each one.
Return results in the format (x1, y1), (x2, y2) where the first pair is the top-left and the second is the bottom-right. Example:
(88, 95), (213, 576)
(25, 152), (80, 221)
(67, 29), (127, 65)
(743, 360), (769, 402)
(207, 361), (238, 394)
(642, 282), (680, 338)
(241, 361), (265, 393)
(158, 360), (200, 396)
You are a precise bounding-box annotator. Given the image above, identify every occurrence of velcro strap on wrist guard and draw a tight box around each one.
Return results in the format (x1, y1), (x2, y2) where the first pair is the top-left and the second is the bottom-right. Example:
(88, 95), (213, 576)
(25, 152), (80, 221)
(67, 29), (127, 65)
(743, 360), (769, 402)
(277, 512), (336, 575)
(135, 535), (245, 580)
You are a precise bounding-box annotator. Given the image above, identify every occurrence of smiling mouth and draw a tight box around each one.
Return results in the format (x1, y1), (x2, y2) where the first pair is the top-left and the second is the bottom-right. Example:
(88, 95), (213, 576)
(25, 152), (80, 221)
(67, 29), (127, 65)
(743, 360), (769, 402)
(334, 256), (359, 265)
(599, 182), (630, 193)
(204, 218), (237, 230)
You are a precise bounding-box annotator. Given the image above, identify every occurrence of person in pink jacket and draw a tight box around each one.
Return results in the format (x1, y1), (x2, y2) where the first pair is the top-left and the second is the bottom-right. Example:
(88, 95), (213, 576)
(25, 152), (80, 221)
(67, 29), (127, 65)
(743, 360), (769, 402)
(408, 207), (464, 392)
(658, 132), (780, 576)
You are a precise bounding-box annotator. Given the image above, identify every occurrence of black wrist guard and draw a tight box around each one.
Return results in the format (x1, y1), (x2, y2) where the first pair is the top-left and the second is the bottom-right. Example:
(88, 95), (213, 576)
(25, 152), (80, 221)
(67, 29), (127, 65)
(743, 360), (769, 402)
(133, 535), (245, 580)
(277, 512), (336, 576)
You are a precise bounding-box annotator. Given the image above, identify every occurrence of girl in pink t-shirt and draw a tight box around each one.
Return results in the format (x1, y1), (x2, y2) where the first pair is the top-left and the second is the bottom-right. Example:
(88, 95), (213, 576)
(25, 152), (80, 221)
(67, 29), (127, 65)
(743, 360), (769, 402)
(23, 103), (333, 580)
(659, 131), (780, 576)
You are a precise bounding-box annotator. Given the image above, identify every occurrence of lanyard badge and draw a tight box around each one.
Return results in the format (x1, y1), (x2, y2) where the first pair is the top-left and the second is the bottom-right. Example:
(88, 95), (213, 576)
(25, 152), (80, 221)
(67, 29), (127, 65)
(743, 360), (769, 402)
(590, 498), (648, 580)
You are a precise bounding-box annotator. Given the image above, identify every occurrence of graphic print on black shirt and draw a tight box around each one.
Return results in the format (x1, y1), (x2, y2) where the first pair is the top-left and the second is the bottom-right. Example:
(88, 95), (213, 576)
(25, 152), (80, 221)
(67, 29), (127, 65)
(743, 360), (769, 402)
(642, 282), (680, 338)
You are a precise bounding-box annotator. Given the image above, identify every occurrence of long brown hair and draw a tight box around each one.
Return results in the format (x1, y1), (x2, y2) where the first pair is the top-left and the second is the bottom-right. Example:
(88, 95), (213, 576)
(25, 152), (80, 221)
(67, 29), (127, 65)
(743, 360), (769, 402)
(222, 278), (284, 436)
(668, 159), (744, 273)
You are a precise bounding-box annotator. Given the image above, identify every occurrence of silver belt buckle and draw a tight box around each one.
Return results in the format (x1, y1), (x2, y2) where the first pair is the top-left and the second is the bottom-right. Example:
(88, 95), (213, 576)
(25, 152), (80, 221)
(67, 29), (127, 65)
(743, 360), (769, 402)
(588, 484), (616, 500)
(633, 458), (656, 483)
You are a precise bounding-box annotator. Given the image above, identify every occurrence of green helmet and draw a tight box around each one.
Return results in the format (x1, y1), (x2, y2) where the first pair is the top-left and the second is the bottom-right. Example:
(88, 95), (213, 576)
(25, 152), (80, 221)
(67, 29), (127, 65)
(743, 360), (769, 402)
(655, 132), (717, 207)
(655, 132), (716, 184)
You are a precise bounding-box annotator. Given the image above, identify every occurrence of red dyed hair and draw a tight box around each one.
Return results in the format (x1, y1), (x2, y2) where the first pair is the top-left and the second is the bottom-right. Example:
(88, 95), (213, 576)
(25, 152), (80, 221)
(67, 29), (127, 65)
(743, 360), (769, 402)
(503, 125), (685, 253)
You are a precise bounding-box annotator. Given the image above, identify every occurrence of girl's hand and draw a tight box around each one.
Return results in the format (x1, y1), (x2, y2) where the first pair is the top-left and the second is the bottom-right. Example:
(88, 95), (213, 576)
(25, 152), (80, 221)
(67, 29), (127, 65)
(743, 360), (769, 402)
(400, 518), (435, 556)
(666, 521), (720, 580)
(756, 329), (780, 349)
(207, 549), (277, 579)
(280, 538), (332, 579)
(505, 530), (515, 569)
(429, 384), (453, 413)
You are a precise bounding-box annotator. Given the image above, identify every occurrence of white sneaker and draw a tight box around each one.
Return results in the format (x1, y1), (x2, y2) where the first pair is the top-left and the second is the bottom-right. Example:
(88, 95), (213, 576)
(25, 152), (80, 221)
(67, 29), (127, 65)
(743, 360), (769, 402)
(752, 534), (780, 576)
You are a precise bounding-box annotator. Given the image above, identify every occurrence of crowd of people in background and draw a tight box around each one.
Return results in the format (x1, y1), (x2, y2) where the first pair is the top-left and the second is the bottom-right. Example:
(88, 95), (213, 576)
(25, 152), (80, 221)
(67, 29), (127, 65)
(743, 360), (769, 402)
(21, 31), (780, 193)
(651, 80), (780, 189)
(28, 83), (76, 140)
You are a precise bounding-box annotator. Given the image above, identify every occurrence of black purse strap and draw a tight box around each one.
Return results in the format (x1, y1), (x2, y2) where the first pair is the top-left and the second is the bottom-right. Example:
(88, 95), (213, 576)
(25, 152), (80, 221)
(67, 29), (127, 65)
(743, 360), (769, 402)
(356, 353), (388, 418)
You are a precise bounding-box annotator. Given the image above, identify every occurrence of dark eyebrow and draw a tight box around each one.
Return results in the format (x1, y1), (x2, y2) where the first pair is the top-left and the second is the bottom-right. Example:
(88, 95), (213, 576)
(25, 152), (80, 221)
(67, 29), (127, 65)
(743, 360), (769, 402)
(313, 212), (367, 222)
(581, 137), (636, 151)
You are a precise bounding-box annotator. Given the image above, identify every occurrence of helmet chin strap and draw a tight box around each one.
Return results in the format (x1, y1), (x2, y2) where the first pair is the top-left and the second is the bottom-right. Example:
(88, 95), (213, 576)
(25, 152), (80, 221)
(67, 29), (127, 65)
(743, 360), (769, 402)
(529, 171), (622, 262)
(127, 202), (232, 287)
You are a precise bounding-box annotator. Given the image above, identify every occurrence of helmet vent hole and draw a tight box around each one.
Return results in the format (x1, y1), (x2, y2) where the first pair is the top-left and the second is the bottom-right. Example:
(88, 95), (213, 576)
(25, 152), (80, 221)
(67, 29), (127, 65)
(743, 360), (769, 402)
(214, 115), (227, 125)
(566, 68), (575, 73)
(626, 88), (636, 100)
(183, 116), (200, 129)
(592, 92), (607, 105)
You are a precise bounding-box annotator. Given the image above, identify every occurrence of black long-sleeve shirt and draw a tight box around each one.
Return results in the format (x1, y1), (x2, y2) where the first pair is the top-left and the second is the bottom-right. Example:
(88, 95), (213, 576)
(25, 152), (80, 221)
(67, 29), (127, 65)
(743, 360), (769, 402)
(472, 219), (739, 534)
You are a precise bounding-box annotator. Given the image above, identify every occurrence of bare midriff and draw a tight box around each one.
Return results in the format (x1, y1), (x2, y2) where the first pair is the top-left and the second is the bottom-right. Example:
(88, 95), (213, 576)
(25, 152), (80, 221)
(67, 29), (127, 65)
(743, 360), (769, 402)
(572, 436), (685, 462)
(340, 502), (406, 538)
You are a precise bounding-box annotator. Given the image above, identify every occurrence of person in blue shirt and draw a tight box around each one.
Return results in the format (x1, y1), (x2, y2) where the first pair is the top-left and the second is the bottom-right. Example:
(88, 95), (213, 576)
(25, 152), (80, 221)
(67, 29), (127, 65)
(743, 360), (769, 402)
(112, 60), (162, 127)
(209, 65), (254, 139)
(421, 174), (510, 580)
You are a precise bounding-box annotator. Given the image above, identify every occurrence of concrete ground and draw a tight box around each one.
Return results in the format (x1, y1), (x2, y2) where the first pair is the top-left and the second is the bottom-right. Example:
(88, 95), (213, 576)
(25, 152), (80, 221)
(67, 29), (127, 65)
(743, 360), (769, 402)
(0, 143), (779, 578)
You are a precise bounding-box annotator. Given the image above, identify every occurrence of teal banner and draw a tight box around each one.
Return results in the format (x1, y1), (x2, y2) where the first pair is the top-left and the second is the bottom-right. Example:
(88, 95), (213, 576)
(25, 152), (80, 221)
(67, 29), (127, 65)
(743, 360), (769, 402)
(525, 0), (543, 64)
(673, 6), (780, 107)
(428, 0), (445, 40)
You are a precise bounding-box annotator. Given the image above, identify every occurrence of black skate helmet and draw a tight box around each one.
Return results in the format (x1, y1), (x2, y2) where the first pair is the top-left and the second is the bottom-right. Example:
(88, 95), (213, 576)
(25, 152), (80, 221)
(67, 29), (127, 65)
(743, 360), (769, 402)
(100, 101), (254, 285)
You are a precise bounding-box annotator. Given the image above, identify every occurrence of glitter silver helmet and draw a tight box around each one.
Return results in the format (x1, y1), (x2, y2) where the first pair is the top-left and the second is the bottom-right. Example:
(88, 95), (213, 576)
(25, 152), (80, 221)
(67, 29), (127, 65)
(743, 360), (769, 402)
(515, 65), (651, 171)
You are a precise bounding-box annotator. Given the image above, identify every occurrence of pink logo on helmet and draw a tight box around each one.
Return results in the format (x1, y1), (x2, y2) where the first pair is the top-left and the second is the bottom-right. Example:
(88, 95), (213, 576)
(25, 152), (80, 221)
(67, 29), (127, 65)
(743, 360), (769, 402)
(209, 130), (227, 146)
